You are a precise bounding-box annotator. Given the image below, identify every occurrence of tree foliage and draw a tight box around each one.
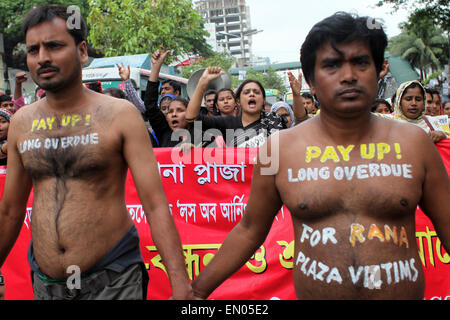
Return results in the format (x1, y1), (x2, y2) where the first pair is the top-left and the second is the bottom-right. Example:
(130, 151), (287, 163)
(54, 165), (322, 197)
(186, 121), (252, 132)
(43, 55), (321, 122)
(387, 13), (448, 80)
(376, 0), (449, 31)
(239, 68), (288, 96)
(87, 0), (213, 62)
(180, 52), (235, 79)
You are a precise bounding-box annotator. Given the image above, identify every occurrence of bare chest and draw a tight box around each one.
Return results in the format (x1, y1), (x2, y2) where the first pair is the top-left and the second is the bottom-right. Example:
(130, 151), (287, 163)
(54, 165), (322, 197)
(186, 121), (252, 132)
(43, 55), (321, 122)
(277, 142), (424, 221)
(18, 111), (120, 179)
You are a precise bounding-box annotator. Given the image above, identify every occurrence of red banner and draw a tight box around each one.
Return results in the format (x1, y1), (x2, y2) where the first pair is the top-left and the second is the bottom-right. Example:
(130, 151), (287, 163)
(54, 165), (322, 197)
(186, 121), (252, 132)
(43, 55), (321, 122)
(1, 144), (449, 300)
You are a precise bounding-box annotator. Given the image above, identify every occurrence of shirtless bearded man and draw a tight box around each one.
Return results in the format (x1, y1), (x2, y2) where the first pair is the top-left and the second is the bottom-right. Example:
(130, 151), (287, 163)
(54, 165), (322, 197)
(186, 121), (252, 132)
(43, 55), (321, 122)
(192, 12), (450, 299)
(0, 4), (192, 300)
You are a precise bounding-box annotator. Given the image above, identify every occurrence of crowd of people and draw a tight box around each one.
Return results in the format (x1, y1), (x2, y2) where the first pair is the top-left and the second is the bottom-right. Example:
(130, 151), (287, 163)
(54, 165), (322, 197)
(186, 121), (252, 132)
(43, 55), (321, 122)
(0, 4), (448, 301)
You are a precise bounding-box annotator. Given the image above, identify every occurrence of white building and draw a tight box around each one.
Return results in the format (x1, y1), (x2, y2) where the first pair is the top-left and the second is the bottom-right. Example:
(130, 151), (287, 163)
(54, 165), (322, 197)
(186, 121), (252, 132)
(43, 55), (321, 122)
(194, 0), (258, 67)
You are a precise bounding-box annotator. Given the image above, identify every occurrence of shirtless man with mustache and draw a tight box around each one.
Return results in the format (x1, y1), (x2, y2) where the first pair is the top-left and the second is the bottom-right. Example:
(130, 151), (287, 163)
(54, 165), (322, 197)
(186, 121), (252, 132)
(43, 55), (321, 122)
(192, 12), (449, 299)
(0, 4), (192, 300)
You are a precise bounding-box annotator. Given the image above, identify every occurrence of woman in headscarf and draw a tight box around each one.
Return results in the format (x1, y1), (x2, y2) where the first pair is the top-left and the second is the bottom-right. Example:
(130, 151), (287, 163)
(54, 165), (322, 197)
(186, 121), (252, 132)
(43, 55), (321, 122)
(382, 80), (447, 143)
(270, 101), (295, 128)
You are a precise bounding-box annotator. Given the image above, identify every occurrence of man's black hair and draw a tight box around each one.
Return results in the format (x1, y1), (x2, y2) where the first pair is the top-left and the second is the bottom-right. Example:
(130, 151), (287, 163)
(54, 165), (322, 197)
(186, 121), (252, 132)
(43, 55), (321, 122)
(161, 79), (181, 95)
(300, 12), (388, 85)
(301, 92), (314, 101)
(22, 4), (87, 44)
(0, 95), (12, 103)
(204, 89), (217, 99)
(103, 88), (127, 100)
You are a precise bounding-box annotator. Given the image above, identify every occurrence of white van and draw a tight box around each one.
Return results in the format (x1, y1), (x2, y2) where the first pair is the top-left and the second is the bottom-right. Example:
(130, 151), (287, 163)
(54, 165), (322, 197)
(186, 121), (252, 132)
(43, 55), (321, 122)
(82, 54), (188, 99)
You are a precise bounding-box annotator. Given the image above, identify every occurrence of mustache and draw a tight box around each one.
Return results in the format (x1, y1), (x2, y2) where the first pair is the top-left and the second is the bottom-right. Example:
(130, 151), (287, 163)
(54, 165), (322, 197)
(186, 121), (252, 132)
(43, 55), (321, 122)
(37, 64), (60, 75)
(335, 85), (366, 96)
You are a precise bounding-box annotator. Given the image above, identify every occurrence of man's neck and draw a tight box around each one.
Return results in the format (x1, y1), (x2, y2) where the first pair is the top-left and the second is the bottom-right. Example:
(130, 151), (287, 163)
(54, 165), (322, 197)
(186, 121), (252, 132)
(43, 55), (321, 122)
(44, 84), (90, 113)
(317, 110), (374, 145)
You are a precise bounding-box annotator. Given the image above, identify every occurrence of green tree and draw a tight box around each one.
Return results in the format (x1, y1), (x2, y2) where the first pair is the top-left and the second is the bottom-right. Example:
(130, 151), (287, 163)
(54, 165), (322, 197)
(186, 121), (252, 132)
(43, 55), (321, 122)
(387, 14), (448, 80)
(180, 52), (235, 79)
(376, 0), (449, 31)
(87, 0), (212, 62)
(0, 0), (90, 69)
(239, 67), (288, 96)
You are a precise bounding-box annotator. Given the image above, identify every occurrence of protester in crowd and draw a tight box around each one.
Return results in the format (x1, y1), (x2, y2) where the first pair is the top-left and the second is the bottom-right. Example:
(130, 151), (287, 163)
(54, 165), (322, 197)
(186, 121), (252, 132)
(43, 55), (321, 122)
(116, 63), (145, 115)
(0, 96), (15, 114)
(263, 102), (272, 112)
(424, 87), (434, 116)
(159, 94), (176, 117)
(185, 67), (306, 147)
(302, 92), (317, 114)
(287, 71), (311, 124)
(431, 89), (442, 115)
(103, 87), (127, 99)
(143, 46), (182, 119)
(382, 80), (447, 143)
(12, 72), (28, 112)
(0, 4), (193, 300)
(147, 95), (191, 147)
(160, 79), (181, 97)
(143, 47), (210, 148)
(214, 88), (238, 117)
(201, 89), (218, 116)
(191, 11), (449, 300)
(270, 101), (295, 128)
(0, 108), (12, 166)
(371, 98), (393, 114)
(443, 101), (450, 118)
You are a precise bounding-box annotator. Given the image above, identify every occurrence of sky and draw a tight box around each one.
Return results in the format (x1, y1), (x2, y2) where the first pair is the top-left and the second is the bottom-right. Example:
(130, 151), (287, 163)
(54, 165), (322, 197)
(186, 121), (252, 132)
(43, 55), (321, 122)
(245, 0), (411, 64)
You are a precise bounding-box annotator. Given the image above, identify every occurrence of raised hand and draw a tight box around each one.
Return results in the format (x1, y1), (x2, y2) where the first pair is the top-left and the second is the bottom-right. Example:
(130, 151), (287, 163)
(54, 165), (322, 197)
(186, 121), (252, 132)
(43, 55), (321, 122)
(15, 72), (28, 84)
(151, 45), (171, 66)
(288, 71), (302, 96)
(116, 63), (130, 81)
(200, 66), (224, 84)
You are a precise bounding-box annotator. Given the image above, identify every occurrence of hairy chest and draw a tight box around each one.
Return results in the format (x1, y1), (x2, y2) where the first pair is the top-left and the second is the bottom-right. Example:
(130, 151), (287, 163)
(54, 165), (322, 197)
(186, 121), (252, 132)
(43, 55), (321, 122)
(17, 111), (120, 180)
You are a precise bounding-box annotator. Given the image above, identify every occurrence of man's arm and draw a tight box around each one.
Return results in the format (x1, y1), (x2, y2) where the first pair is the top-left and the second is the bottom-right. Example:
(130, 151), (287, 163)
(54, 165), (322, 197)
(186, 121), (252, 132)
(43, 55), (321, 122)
(143, 46), (171, 113)
(116, 63), (146, 114)
(191, 136), (283, 299)
(418, 130), (450, 252)
(13, 72), (27, 111)
(0, 113), (33, 267)
(118, 102), (192, 299)
(287, 72), (307, 124)
(185, 67), (223, 121)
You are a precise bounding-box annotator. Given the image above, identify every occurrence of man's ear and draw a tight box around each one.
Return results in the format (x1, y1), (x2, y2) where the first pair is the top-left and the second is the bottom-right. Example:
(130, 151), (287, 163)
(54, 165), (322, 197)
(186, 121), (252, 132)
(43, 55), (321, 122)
(78, 40), (88, 65)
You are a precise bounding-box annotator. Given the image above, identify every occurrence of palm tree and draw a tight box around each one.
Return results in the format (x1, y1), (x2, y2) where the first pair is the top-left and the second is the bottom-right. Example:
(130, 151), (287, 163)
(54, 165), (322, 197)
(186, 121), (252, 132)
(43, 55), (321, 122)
(387, 15), (448, 81)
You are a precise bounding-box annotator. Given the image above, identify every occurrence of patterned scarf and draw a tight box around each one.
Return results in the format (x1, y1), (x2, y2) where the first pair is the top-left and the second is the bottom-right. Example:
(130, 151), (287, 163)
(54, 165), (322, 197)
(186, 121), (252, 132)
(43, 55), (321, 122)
(391, 80), (431, 132)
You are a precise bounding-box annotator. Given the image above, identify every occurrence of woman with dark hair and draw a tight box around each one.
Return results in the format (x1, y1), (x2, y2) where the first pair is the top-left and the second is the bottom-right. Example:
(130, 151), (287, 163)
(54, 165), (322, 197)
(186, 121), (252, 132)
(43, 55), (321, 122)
(371, 99), (392, 114)
(185, 67), (303, 147)
(214, 88), (239, 117)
